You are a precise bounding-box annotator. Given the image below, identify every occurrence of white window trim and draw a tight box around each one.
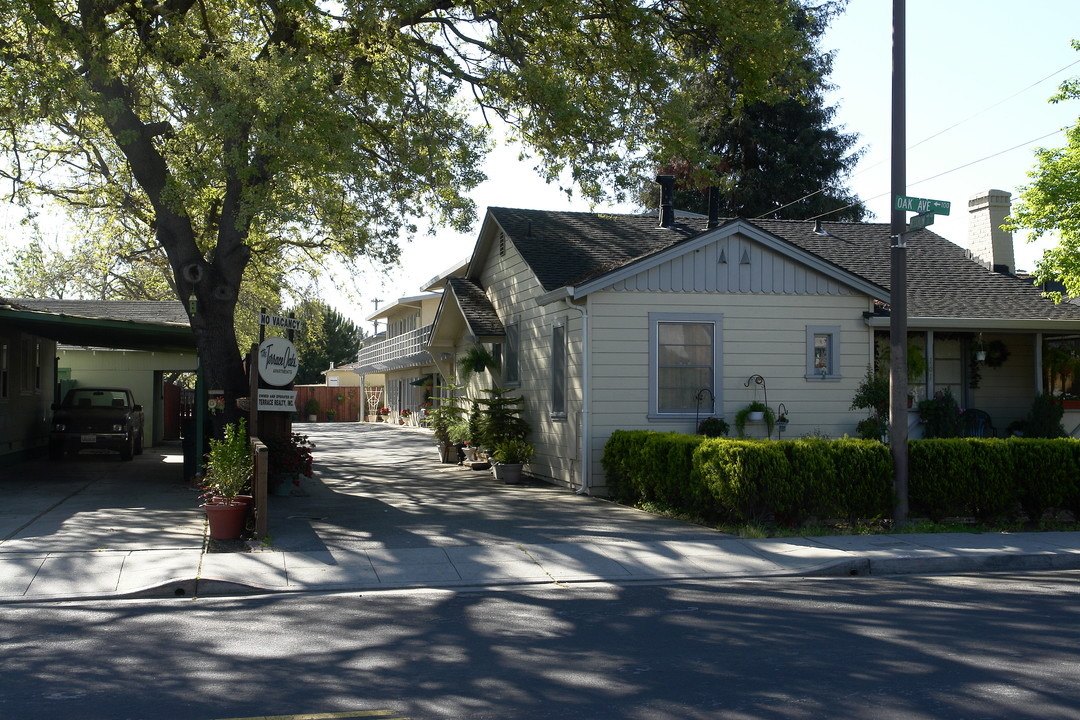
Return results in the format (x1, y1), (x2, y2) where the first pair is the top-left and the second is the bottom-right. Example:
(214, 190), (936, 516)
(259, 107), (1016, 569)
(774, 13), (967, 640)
(806, 325), (841, 381)
(648, 312), (723, 421)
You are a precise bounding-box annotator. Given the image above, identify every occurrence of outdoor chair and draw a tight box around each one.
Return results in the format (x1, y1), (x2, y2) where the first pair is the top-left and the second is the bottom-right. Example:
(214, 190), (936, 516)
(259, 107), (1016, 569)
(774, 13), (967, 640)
(960, 408), (996, 438)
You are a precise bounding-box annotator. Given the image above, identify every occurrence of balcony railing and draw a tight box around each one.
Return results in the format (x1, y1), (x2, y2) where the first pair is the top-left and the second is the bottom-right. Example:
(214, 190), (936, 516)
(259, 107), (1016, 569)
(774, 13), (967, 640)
(358, 323), (433, 372)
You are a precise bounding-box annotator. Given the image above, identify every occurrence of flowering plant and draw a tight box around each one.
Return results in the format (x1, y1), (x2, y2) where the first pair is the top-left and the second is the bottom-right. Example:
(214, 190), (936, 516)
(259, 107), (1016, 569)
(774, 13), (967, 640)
(400, 409), (412, 417)
(267, 432), (316, 477)
(378, 407), (390, 415)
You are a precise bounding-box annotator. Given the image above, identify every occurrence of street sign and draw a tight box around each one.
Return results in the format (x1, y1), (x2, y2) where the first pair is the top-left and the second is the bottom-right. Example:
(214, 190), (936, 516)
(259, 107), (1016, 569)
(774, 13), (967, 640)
(894, 195), (951, 216)
(909, 212), (935, 231)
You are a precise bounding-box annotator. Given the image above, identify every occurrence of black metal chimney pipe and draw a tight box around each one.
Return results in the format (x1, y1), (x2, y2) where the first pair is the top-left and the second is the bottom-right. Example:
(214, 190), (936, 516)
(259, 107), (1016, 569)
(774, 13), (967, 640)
(707, 187), (720, 229)
(656, 175), (675, 228)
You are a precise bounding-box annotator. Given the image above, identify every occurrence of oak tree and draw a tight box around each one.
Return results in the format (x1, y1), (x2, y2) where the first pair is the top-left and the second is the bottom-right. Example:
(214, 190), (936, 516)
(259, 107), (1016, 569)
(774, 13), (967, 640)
(0, 0), (806, 407)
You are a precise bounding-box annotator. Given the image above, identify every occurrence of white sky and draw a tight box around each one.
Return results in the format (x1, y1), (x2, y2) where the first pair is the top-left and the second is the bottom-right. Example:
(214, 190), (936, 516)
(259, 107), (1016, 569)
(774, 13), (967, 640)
(3, 1), (1078, 327)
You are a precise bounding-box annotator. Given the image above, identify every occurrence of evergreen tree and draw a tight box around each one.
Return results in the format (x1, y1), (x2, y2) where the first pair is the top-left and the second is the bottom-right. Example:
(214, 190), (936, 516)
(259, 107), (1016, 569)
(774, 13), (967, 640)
(293, 302), (364, 385)
(644, 1), (866, 222)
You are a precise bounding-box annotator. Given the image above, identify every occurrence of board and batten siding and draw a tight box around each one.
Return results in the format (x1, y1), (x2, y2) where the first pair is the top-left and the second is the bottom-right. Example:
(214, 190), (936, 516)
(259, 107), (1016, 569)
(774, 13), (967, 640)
(585, 236), (876, 494)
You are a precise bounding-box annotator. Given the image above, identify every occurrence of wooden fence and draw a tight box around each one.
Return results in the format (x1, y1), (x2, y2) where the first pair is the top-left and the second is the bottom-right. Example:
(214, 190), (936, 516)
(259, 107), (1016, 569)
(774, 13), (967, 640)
(293, 385), (365, 422)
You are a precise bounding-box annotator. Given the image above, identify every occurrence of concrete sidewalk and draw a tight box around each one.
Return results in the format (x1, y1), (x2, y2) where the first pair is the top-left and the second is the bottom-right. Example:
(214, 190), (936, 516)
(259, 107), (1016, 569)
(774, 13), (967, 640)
(3, 423), (1080, 603)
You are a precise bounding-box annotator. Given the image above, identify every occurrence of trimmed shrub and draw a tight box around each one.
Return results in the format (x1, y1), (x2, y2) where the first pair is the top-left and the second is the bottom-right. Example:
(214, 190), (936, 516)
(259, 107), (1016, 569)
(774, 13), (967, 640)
(601, 430), (653, 504)
(778, 437), (836, 524)
(968, 439), (1016, 522)
(909, 439), (974, 521)
(640, 432), (710, 509)
(696, 439), (790, 522)
(1009, 437), (1073, 522)
(827, 438), (893, 521)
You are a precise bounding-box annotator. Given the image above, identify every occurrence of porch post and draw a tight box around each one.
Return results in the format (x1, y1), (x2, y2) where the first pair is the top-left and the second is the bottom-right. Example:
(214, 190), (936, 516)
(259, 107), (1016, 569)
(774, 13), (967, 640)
(1035, 333), (1044, 395)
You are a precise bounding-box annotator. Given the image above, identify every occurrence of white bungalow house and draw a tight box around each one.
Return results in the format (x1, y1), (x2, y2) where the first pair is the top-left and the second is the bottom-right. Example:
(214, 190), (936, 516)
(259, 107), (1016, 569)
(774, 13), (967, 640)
(425, 186), (1080, 496)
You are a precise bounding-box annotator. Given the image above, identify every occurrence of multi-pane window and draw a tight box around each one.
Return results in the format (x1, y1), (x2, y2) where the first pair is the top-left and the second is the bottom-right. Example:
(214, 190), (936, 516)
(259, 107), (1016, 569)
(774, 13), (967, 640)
(551, 322), (566, 416)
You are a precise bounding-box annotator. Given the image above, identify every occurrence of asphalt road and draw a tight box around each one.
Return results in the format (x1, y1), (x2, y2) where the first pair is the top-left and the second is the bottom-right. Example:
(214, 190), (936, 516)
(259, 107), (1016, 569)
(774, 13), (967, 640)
(4, 572), (1080, 719)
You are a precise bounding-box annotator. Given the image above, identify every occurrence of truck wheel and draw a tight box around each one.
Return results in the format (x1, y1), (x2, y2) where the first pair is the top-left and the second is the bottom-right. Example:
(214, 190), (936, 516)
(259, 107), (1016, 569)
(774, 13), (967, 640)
(134, 432), (144, 456)
(49, 441), (65, 461)
(120, 437), (134, 461)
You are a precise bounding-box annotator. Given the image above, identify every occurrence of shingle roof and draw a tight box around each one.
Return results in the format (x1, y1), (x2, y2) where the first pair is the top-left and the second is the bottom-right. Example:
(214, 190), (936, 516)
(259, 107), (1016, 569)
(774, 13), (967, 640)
(12, 299), (190, 325)
(447, 276), (505, 338)
(488, 207), (702, 290)
(487, 208), (1080, 323)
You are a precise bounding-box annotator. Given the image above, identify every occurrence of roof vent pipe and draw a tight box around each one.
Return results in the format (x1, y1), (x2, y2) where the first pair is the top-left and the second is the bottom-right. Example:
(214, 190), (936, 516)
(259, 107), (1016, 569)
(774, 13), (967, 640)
(707, 187), (720, 229)
(656, 175), (675, 228)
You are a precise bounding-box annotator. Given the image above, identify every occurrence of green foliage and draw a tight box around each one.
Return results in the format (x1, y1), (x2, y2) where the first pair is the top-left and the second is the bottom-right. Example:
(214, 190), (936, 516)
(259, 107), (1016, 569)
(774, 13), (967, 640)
(475, 388), (530, 451)
(909, 439), (974, 521)
(696, 439), (790, 522)
(734, 401), (775, 437)
(642, 0), (865, 222)
(1008, 437), (1073, 522)
(908, 438), (1080, 524)
(204, 419), (253, 501)
(1020, 393), (1066, 438)
(428, 378), (469, 446)
(850, 365), (890, 440)
(916, 388), (963, 439)
(1007, 44), (1080, 299)
(293, 302), (364, 385)
(601, 430), (652, 503)
(826, 439), (893, 522)
(697, 416), (730, 438)
(0, 0), (806, 404)
(492, 438), (535, 465)
(458, 346), (498, 381)
(781, 437), (839, 524)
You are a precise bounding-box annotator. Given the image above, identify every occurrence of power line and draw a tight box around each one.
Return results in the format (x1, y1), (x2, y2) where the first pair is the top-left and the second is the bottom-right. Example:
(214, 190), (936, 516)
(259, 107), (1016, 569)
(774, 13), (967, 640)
(805, 126), (1070, 221)
(770, 57), (1080, 221)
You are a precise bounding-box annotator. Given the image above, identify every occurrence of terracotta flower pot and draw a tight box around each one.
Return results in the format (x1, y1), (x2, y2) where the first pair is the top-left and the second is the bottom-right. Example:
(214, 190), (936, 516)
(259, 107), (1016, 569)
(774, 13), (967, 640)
(204, 502), (246, 540)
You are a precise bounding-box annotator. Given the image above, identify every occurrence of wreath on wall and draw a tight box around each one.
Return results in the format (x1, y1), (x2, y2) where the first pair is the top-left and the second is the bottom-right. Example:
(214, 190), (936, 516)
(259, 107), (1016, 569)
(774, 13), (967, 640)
(984, 339), (1010, 368)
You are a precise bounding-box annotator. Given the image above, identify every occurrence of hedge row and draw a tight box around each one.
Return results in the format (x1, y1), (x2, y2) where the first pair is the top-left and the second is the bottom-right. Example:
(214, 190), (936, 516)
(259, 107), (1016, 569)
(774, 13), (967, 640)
(602, 431), (1080, 524)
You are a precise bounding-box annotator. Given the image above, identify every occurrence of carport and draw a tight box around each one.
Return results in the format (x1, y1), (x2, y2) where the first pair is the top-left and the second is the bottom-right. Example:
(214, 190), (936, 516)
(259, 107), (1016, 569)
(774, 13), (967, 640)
(0, 299), (201, 467)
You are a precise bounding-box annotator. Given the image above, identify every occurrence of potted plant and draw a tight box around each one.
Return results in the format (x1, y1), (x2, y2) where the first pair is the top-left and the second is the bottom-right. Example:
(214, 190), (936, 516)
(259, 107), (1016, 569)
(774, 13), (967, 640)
(734, 401), (775, 437)
(266, 432), (315, 496)
(491, 437), (534, 484)
(377, 406), (391, 422)
(304, 396), (320, 422)
(325, 409), (336, 421)
(475, 387), (530, 451)
(697, 416), (730, 437)
(202, 419), (253, 539)
(428, 379), (469, 463)
(776, 412), (789, 432)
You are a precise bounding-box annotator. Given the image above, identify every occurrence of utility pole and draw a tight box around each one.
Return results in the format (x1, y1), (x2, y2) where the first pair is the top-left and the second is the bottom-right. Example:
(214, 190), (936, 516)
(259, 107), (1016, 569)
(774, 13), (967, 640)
(889, 0), (909, 522)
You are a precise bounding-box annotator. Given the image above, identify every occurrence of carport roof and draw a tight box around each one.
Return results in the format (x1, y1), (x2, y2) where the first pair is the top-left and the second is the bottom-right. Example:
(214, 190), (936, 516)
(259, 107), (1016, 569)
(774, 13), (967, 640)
(1, 299), (196, 353)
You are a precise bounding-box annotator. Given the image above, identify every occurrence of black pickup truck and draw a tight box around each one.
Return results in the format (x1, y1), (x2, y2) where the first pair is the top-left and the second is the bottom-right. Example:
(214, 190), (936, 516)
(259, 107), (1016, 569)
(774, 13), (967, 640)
(49, 387), (145, 461)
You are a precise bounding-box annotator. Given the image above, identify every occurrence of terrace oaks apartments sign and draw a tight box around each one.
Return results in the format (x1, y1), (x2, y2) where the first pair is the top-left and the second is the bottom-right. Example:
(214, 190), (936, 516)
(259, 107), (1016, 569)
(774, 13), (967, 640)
(257, 313), (301, 412)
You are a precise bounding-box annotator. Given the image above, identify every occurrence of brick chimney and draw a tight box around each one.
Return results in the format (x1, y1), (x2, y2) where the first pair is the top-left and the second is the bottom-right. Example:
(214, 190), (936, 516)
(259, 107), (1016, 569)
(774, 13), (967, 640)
(967, 189), (1015, 274)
